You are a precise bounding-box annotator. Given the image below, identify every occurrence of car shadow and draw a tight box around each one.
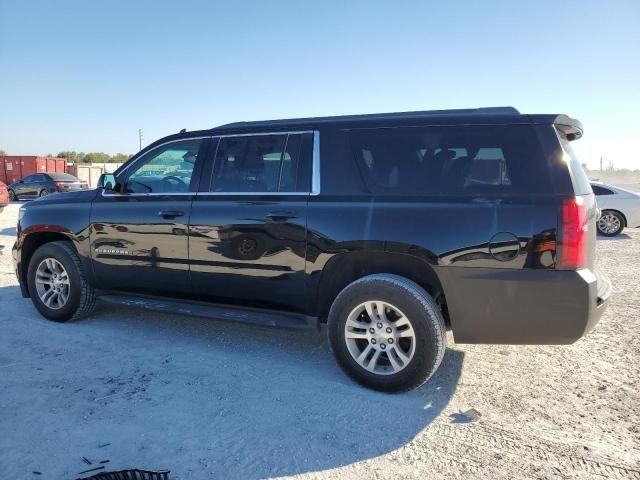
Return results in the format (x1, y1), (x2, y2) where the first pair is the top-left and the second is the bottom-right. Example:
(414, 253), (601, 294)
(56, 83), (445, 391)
(0, 285), (464, 479)
(597, 233), (632, 240)
(0, 226), (17, 237)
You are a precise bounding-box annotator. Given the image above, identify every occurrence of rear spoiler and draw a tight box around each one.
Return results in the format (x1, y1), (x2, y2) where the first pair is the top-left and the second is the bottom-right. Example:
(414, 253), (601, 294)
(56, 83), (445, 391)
(554, 115), (583, 141)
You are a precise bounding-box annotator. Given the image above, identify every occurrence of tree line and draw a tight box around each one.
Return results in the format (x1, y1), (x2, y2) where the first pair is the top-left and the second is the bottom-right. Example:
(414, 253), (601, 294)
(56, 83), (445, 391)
(0, 148), (131, 164)
(54, 151), (132, 164)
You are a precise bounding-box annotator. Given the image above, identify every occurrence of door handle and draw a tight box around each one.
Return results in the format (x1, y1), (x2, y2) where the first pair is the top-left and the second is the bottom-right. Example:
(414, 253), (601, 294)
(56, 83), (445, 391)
(158, 210), (185, 219)
(266, 211), (297, 222)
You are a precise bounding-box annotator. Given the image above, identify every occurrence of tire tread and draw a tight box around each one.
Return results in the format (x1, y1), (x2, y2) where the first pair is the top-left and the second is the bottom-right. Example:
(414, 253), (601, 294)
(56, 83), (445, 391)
(51, 241), (97, 321)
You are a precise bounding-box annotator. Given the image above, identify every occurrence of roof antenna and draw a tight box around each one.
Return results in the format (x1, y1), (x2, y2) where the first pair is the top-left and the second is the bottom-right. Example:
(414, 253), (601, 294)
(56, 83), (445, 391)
(180, 128), (186, 133)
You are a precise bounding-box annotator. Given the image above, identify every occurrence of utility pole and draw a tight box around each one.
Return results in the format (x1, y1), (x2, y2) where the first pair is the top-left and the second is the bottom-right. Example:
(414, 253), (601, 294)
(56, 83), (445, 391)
(600, 157), (603, 172)
(138, 129), (143, 151)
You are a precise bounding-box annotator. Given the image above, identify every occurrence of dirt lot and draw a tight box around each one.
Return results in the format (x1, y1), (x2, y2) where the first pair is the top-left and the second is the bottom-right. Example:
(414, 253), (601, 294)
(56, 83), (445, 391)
(0, 201), (638, 479)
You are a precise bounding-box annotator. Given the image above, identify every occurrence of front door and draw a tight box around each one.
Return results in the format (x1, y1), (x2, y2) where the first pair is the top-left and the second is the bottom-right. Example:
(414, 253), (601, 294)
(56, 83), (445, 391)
(16, 175), (35, 196)
(189, 132), (313, 311)
(90, 137), (208, 294)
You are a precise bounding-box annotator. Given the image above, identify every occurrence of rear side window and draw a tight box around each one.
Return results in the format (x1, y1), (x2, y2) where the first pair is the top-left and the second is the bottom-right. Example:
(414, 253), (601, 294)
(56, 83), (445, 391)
(350, 125), (550, 195)
(210, 133), (312, 193)
(591, 185), (614, 196)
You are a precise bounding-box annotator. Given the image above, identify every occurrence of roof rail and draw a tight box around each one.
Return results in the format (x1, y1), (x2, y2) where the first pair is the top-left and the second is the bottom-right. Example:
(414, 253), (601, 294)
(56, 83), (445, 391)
(214, 106), (521, 129)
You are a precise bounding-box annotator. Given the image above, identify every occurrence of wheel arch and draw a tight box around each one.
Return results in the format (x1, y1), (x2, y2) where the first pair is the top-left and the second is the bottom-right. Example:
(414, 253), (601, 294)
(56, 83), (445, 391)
(315, 250), (448, 326)
(20, 232), (75, 297)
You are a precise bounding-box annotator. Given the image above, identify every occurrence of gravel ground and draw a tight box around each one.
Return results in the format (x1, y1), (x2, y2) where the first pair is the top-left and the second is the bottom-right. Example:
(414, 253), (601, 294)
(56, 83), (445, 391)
(0, 201), (638, 479)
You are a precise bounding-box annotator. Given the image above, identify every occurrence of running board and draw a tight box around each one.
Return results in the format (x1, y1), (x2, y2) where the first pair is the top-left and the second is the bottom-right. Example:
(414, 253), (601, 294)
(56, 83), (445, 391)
(98, 294), (319, 331)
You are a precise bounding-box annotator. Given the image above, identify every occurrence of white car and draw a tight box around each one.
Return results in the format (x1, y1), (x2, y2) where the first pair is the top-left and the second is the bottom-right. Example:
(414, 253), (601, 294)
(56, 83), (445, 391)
(591, 182), (640, 236)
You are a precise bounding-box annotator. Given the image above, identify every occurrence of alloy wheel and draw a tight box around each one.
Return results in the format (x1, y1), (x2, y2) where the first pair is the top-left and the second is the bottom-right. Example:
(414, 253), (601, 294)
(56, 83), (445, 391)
(598, 213), (621, 235)
(35, 258), (70, 310)
(344, 300), (416, 375)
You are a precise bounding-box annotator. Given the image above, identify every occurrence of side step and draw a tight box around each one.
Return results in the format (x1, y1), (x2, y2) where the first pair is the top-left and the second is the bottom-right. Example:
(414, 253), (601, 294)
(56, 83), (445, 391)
(98, 294), (319, 331)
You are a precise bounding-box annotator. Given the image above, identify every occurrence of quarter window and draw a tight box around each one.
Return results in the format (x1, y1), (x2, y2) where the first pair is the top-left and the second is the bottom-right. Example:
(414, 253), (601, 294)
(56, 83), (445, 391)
(591, 185), (614, 196)
(350, 125), (549, 195)
(124, 139), (202, 193)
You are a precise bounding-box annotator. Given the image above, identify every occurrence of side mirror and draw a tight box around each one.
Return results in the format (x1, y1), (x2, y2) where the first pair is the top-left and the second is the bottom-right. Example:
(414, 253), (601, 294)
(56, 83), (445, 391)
(98, 173), (116, 191)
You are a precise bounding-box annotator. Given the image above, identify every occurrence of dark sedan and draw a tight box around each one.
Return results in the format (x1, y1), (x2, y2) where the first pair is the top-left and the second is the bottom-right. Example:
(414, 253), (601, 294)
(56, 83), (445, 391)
(8, 173), (88, 200)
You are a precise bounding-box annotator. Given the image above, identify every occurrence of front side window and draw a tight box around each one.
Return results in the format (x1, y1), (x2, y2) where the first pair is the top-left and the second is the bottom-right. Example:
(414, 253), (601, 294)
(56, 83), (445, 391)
(124, 139), (202, 193)
(350, 125), (549, 195)
(210, 133), (312, 193)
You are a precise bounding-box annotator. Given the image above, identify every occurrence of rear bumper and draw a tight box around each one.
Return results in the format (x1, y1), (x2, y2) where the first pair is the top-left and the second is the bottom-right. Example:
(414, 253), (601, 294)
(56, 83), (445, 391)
(438, 266), (611, 344)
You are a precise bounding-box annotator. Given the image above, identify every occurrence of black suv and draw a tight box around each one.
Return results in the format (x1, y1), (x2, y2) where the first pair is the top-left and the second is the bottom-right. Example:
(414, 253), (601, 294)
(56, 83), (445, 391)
(13, 107), (611, 392)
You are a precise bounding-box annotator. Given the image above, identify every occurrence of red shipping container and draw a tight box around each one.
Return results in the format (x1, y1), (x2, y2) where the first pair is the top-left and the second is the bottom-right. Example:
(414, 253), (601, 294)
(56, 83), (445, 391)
(1, 156), (68, 184)
(3, 157), (22, 184)
(19, 157), (38, 176)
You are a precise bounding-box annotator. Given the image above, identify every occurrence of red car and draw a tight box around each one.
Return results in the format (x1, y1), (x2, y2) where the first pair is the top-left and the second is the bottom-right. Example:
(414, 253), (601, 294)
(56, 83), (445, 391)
(0, 181), (9, 212)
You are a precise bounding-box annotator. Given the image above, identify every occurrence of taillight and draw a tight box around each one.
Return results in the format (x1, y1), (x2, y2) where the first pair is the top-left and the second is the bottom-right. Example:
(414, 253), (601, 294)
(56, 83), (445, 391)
(54, 181), (66, 189)
(558, 196), (588, 269)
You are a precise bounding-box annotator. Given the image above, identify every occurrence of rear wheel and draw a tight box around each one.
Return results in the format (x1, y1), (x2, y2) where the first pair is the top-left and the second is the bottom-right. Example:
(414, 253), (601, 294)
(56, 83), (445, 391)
(597, 210), (624, 236)
(27, 241), (97, 322)
(8, 189), (16, 201)
(328, 274), (446, 392)
(39, 189), (49, 197)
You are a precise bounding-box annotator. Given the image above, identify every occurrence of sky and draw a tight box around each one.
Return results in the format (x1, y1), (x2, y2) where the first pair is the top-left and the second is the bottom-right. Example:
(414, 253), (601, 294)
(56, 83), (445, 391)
(1, 0), (639, 169)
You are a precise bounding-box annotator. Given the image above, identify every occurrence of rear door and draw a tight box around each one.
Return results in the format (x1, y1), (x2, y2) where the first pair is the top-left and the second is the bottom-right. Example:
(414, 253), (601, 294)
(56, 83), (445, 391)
(90, 137), (208, 293)
(188, 131), (314, 311)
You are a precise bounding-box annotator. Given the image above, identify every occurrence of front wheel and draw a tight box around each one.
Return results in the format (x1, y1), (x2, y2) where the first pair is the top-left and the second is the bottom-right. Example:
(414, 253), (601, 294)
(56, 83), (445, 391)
(8, 189), (16, 201)
(328, 274), (446, 392)
(27, 241), (97, 322)
(597, 210), (624, 236)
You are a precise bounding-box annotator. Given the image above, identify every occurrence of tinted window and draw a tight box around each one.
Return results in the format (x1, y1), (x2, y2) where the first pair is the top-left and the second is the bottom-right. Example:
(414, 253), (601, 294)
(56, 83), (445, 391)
(210, 133), (312, 193)
(48, 172), (78, 181)
(591, 185), (614, 196)
(124, 139), (202, 193)
(350, 125), (549, 195)
(22, 175), (35, 183)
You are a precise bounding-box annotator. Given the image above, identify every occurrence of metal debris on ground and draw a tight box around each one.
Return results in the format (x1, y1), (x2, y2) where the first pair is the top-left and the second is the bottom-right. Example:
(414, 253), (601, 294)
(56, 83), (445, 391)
(77, 469), (171, 480)
(78, 466), (105, 475)
(450, 408), (482, 423)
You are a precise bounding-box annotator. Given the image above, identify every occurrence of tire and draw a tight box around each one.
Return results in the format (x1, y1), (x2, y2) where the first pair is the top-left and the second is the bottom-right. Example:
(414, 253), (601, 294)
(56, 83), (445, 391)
(27, 241), (97, 322)
(8, 189), (16, 201)
(597, 210), (624, 237)
(39, 189), (48, 197)
(328, 274), (446, 392)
